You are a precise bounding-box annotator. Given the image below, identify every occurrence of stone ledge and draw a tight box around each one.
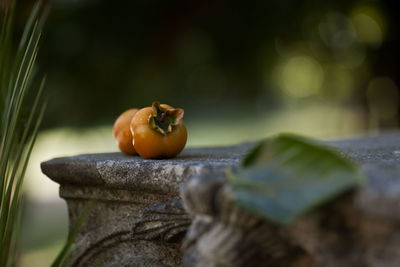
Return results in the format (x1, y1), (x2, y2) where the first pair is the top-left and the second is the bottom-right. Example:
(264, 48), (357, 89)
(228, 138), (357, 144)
(41, 144), (252, 196)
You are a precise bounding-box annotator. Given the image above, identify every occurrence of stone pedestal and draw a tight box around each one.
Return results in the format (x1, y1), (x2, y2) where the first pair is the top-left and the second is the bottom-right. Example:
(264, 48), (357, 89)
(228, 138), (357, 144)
(41, 145), (251, 266)
(41, 133), (400, 266)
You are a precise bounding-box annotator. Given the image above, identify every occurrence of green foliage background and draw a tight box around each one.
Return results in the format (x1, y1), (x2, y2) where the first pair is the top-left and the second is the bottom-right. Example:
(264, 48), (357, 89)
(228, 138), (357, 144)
(28, 0), (399, 130)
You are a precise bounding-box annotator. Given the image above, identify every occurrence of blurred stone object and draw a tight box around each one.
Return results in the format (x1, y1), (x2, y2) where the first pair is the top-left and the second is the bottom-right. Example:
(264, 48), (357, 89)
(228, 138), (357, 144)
(181, 132), (400, 267)
(41, 133), (400, 266)
(181, 172), (317, 267)
(41, 145), (250, 266)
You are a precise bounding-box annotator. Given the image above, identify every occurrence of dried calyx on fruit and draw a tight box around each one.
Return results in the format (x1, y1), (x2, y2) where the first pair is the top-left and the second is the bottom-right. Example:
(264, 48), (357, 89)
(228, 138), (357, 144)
(148, 101), (184, 135)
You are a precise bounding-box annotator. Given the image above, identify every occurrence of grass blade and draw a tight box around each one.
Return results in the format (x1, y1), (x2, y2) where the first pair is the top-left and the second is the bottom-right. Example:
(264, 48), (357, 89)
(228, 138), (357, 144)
(0, 1), (47, 266)
(51, 201), (93, 267)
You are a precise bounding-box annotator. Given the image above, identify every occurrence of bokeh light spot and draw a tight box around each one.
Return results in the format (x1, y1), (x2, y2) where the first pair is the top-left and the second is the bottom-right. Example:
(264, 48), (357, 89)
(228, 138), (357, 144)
(352, 14), (382, 46)
(319, 12), (356, 49)
(279, 56), (324, 98)
(351, 6), (385, 46)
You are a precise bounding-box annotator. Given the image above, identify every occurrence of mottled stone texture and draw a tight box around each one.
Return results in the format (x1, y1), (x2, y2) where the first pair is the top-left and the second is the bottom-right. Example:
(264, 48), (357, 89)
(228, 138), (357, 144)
(41, 145), (251, 267)
(41, 133), (400, 267)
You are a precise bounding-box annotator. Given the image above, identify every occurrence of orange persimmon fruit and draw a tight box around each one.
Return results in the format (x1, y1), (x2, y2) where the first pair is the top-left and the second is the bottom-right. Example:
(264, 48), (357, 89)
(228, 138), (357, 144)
(113, 108), (139, 155)
(130, 101), (187, 159)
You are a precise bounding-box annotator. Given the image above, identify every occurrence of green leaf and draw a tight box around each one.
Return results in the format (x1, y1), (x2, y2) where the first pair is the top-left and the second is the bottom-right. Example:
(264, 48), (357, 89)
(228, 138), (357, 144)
(228, 133), (366, 225)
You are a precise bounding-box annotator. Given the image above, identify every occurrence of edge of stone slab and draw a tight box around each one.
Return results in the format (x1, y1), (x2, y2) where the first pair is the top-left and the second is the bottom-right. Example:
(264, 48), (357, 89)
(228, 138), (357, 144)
(40, 143), (254, 194)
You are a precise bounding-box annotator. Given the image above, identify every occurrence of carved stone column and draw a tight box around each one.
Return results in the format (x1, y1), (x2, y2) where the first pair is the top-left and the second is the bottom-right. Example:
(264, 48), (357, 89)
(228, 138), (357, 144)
(41, 145), (251, 266)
